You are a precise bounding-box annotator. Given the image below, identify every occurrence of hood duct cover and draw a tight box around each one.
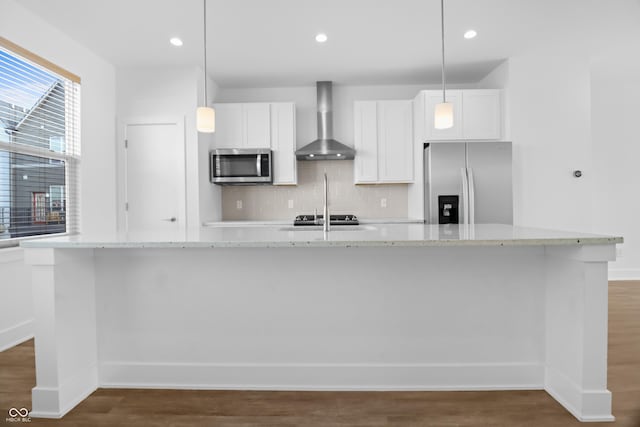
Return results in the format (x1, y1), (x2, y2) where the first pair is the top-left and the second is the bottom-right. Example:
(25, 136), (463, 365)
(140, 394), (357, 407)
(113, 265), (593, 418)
(296, 81), (355, 160)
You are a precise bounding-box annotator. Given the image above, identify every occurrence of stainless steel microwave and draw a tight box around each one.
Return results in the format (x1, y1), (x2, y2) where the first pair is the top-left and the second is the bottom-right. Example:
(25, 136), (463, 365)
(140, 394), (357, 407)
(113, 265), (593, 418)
(209, 148), (272, 185)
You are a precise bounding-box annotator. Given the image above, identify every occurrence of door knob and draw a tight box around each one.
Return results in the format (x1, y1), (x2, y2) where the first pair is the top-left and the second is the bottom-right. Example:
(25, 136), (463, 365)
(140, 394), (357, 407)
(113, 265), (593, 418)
(163, 217), (177, 222)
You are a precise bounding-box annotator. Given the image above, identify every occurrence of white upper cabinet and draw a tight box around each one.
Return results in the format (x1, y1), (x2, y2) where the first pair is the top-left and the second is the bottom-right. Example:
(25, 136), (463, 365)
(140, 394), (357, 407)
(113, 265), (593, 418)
(417, 89), (502, 141)
(213, 103), (243, 148)
(213, 102), (297, 185)
(354, 100), (414, 184)
(354, 101), (379, 183)
(270, 102), (297, 185)
(462, 90), (502, 140)
(378, 100), (414, 182)
(425, 90), (463, 140)
(213, 103), (271, 148)
(243, 103), (271, 148)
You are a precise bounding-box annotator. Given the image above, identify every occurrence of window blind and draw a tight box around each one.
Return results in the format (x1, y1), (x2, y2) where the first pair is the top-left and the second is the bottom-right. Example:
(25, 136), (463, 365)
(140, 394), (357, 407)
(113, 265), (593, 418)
(0, 41), (81, 245)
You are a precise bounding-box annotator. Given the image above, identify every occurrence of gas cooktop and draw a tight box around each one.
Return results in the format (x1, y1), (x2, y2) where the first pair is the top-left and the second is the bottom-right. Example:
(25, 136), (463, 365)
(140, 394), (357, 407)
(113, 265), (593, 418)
(294, 214), (359, 226)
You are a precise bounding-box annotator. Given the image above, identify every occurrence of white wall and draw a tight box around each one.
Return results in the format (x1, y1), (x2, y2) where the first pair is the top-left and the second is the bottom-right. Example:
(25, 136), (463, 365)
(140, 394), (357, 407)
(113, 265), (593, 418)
(505, 54), (593, 232)
(589, 0), (640, 279)
(116, 66), (214, 228)
(491, 0), (640, 278)
(591, 58), (640, 279)
(0, 249), (32, 351)
(0, 0), (117, 350)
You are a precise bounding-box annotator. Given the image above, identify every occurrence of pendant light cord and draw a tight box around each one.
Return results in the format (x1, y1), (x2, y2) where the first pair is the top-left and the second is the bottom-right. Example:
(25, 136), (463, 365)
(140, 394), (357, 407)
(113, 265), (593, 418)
(203, 0), (208, 106)
(440, 0), (446, 103)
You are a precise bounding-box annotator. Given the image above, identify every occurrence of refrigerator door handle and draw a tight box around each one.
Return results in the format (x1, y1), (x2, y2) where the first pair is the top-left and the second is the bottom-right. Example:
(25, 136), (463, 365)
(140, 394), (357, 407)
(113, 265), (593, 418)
(460, 168), (469, 225)
(468, 167), (476, 225)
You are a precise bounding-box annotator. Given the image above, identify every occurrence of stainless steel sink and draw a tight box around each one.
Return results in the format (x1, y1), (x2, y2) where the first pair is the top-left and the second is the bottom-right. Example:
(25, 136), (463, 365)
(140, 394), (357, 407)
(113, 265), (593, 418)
(279, 225), (377, 232)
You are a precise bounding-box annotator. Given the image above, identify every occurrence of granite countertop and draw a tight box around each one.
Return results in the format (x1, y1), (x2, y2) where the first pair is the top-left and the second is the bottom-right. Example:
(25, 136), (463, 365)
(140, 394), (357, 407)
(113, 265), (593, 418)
(202, 218), (424, 227)
(20, 224), (623, 249)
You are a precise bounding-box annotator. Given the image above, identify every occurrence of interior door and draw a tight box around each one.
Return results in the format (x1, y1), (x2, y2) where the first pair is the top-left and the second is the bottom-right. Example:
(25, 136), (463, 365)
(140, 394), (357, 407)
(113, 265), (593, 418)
(125, 121), (185, 232)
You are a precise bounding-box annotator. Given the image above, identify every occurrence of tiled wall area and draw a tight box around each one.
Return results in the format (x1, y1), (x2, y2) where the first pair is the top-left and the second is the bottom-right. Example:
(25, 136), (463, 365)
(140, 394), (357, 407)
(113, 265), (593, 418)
(221, 161), (408, 220)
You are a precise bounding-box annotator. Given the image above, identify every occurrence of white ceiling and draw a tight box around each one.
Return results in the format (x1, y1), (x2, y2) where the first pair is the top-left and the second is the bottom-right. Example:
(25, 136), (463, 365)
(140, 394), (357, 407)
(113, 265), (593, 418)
(15, 0), (640, 88)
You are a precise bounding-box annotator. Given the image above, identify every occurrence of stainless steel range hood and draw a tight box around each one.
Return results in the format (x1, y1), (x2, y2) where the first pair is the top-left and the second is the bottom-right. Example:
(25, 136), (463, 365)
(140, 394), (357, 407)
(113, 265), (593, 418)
(296, 81), (355, 160)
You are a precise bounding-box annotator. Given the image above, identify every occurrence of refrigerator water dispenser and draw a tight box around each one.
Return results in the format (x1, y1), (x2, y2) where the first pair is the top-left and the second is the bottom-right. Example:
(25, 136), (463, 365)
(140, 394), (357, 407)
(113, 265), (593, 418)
(438, 195), (459, 224)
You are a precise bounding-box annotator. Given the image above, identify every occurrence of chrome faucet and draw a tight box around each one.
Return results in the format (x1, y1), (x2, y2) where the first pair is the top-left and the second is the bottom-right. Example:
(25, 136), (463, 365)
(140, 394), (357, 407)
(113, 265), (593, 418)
(323, 172), (330, 232)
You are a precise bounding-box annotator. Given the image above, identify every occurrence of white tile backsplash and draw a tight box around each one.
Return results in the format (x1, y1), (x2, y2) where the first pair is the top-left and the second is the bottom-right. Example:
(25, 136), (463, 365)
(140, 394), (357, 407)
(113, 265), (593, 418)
(222, 161), (408, 220)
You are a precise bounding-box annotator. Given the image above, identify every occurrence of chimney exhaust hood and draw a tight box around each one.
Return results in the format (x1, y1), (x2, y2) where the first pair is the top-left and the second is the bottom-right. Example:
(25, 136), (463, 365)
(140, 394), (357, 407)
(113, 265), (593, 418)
(295, 81), (355, 160)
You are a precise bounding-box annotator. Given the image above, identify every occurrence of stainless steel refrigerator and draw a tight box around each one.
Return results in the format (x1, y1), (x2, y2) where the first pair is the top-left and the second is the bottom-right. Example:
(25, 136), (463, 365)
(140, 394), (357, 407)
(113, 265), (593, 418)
(424, 142), (512, 225)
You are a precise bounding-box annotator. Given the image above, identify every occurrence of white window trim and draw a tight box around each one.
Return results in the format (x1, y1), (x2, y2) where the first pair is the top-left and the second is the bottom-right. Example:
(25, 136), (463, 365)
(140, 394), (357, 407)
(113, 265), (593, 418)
(0, 42), (81, 244)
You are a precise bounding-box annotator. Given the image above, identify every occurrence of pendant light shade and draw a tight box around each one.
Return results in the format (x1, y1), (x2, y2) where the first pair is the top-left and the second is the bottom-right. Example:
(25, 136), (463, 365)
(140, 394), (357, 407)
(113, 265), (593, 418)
(197, 0), (215, 134)
(197, 106), (215, 133)
(434, 102), (453, 129)
(435, 0), (454, 130)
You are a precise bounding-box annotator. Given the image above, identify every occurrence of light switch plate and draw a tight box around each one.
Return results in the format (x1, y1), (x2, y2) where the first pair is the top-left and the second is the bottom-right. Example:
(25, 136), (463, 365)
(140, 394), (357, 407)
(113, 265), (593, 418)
(288, 199), (294, 209)
(381, 198), (387, 208)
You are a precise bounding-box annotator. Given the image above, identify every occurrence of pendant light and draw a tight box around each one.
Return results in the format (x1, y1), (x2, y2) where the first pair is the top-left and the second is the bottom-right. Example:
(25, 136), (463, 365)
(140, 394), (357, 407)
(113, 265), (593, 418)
(434, 0), (453, 130)
(197, 0), (215, 133)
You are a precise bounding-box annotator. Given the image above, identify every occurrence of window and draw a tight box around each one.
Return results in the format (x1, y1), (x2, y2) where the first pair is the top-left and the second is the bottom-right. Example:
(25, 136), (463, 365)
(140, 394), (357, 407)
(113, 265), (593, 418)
(0, 38), (80, 245)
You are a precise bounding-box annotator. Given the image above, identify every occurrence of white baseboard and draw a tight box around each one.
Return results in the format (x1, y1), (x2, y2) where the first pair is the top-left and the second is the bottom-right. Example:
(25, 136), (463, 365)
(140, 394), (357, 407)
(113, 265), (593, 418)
(30, 364), (98, 419)
(0, 320), (33, 352)
(99, 361), (544, 391)
(608, 269), (640, 281)
(545, 366), (614, 422)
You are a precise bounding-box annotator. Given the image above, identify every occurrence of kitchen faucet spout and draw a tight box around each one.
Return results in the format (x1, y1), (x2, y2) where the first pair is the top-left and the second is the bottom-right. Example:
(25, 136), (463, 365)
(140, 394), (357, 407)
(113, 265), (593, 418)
(323, 172), (330, 232)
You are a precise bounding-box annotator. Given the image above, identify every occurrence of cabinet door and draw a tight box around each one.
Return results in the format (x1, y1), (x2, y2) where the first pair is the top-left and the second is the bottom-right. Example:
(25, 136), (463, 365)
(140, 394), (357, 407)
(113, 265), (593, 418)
(270, 103), (297, 185)
(377, 100), (414, 183)
(425, 90), (463, 140)
(462, 90), (501, 140)
(212, 103), (243, 148)
(353, 101), (378, 183)
(243, 103), (271, 148)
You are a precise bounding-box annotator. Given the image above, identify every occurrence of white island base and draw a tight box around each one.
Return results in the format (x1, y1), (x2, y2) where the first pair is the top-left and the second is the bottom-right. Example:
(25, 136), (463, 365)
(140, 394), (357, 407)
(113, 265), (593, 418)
(22, 225), (620, 422)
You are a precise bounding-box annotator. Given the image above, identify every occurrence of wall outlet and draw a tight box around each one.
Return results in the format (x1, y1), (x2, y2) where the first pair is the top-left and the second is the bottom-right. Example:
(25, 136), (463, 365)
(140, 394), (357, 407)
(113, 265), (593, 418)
(380, 198), (387, 208)
(288, 199), (294, 209)
(236, 200), (243, 210)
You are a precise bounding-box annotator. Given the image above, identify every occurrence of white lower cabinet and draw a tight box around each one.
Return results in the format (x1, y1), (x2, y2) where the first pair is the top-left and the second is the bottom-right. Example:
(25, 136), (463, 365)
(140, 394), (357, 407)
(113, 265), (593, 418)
(270, 102), (297, 185)
(354, 100), (414, 184)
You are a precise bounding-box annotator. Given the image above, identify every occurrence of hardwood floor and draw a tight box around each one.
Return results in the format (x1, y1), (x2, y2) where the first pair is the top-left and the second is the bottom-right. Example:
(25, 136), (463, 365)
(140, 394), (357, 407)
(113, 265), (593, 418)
(1, 281), (638, 426)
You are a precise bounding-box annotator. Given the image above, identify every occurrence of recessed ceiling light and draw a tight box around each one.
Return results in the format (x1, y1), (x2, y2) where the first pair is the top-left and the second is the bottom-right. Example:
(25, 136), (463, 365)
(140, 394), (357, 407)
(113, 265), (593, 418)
(169, 37), (183, 47)
(309, 154), (315, 158)
(315, 33), (328, 43)
(464, 30), (477, 39)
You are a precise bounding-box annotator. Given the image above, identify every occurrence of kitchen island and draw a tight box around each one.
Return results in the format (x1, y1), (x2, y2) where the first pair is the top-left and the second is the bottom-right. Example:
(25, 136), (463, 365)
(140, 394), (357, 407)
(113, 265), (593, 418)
(21, 224), (622, 422)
